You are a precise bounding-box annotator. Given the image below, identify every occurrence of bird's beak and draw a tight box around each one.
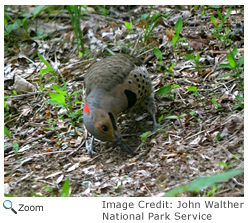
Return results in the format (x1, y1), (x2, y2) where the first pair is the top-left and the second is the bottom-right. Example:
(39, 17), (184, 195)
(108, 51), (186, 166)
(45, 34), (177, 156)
(114, 133), (133, 154)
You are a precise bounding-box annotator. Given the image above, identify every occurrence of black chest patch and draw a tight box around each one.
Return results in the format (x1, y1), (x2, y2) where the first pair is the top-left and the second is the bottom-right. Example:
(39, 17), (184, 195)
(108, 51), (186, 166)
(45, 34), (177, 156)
(124, 90), (137, 109)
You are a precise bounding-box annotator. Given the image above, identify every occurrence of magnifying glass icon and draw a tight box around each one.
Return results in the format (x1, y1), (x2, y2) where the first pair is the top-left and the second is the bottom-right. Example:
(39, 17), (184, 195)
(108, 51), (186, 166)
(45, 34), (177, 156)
(3, 200), (17, 214)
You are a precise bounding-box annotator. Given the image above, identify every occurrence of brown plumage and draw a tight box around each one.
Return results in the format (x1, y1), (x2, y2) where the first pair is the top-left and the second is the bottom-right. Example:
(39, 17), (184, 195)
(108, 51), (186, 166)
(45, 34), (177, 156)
(83, 53), (156, 155)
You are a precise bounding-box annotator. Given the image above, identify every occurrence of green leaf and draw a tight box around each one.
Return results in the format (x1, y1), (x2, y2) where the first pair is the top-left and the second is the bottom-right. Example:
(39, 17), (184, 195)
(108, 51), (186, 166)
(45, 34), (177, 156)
(60, 179), (70, 197)
(38, 52), (54, 71)
(125, 22), (132, 30)
(165, 169), (244, 197)
(52, 85), (67, 96)
(227, 54), (236, 68)
(189, 111), (196, 116)
(156, 85), (172, 96)
(4, 19), (22, 35)
(211, 15), (217, 26)
(172, 84), (178, 89)
(4, 126), (11, 138)
(218, 73), (238, 78)
(184, 53), (195, 60)
(174, 18), (183, 35)
(195, 53), (200, 61)
(188, 169), (243, 191)
(219, 63), (233, 69)
(230, 46), (237, 59)
(22, 17), (28, 28)
(172, 34), (179, 48)
(153, 47), (163, 60)
(68, 109), (82, 118)
(237, 54), (244, 67)
(219, 161), (228, 169)
(158, 115), (164, 123)
(211, 96), (220, 107)
(31, 193), (44, 197)
(40, 68), (53, 79)
(140, 131), (151, 141)
(47, 99), (64, 107)
(49, 92), (66, 106)
(73, 100), (82, 104)
(208, 5), (222, 9)
(169, 62), (175, 71)
(166, 115), (179, 120)
(12, 143), (19, 154)
(150, 13), (162, 21)
(70, 89), (83, 97)
(217, 10), (223, 20)
(32, 5), (46, 17)
(137, 13), (150, 22)
(236, 95), (244, 102)
(188, 86), (198, 92)
(223, 6), (232, 22)
(37, 52), (52, 69)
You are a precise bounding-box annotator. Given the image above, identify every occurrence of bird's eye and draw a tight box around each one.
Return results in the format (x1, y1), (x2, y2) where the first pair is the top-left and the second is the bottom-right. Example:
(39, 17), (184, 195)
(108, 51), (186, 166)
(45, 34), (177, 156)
(101, 125), (108, 132)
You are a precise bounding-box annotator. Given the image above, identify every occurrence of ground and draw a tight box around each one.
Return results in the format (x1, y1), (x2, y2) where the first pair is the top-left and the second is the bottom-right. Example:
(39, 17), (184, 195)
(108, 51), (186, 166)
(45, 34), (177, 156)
(4, 5), (244, 197)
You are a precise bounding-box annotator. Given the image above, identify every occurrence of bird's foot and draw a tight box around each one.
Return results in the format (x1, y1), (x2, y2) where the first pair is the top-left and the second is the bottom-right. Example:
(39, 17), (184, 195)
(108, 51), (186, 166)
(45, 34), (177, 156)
(152, 123), (160, 132)
(85, 136), (97, 157)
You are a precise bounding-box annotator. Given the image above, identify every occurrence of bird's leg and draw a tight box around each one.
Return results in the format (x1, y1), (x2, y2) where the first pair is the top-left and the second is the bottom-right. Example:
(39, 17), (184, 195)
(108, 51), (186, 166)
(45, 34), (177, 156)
(152, 113), (156, 131)
(151, 113), (160, 132)
(85, 136), (97, 157)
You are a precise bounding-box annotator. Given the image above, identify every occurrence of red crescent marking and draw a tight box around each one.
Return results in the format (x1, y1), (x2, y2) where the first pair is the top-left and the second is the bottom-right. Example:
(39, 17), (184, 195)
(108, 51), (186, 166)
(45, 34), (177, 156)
(83, 102), (90, 113)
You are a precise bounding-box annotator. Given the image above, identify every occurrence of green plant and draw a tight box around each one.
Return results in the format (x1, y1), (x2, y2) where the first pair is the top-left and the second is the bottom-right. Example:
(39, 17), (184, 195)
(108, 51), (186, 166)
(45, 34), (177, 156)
(137, 9), (170, 44)
(204, 184), (221, 197)
(96, 5), (110, 17)
(153, 47), (175, 74)
(210, 6), (233, 45)
(164, 169), (244, 197)
(184, 53), (201, 72)
(154, 48), (175, 75)
(125, 22), (132, 31)
(67, 5), (87, 56)
(31, 179), (70, 197)
(172, 17), (183, 50)
(219, 46), (244, 110)
(4, 5), (50, 42)
(38, 51), (82, 136)
(219, 47), (244, 84)
(4, 99), (20, 159)
(153, 47), (163, 60)
(156, 84), (178, 99)
(60, 179), (70, 197)
(153, 47), (165, 71)
(165, 62), (175, 76)
(219, 161), (234, 170)
(166, 113), (187, 128)
(233, 96), (244, 110)
(37, 52), (55, 87)
(47, 84), (82, 134)
(140, 131), (152, 141)
(158, 115), (164, 124)
(211, 96), (221, 108)
(188, 86), (200, 97)
(4, 18), (22, 36)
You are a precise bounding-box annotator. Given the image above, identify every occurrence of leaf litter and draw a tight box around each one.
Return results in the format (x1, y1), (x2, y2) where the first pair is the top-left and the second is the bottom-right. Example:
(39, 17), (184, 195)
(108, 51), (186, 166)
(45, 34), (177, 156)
(4, 5), (243, 197)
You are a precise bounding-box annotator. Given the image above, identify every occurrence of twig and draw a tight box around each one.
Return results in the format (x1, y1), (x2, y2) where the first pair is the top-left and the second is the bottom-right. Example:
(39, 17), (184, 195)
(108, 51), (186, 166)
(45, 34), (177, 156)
(6, 92), (41, 99)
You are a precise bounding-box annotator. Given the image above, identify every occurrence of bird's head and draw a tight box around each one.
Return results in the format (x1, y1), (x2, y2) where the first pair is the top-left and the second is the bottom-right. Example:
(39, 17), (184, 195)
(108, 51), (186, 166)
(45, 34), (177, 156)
(83, 102), (133, 154)
(83, 102), (116, 142)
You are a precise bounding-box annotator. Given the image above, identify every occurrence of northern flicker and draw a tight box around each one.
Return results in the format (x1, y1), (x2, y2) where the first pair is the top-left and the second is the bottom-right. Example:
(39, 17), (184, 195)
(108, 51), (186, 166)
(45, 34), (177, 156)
(83, 53), (156, 155)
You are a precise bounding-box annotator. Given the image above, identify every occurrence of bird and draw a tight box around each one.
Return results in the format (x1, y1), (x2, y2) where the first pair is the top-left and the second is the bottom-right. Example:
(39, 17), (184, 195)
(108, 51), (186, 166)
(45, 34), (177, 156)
(83, 53), (157, 156)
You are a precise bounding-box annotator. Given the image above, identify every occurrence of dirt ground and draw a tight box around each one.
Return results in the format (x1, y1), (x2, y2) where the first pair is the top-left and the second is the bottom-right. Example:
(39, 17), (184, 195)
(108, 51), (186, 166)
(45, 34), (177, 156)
(4, 5), (244, 197)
